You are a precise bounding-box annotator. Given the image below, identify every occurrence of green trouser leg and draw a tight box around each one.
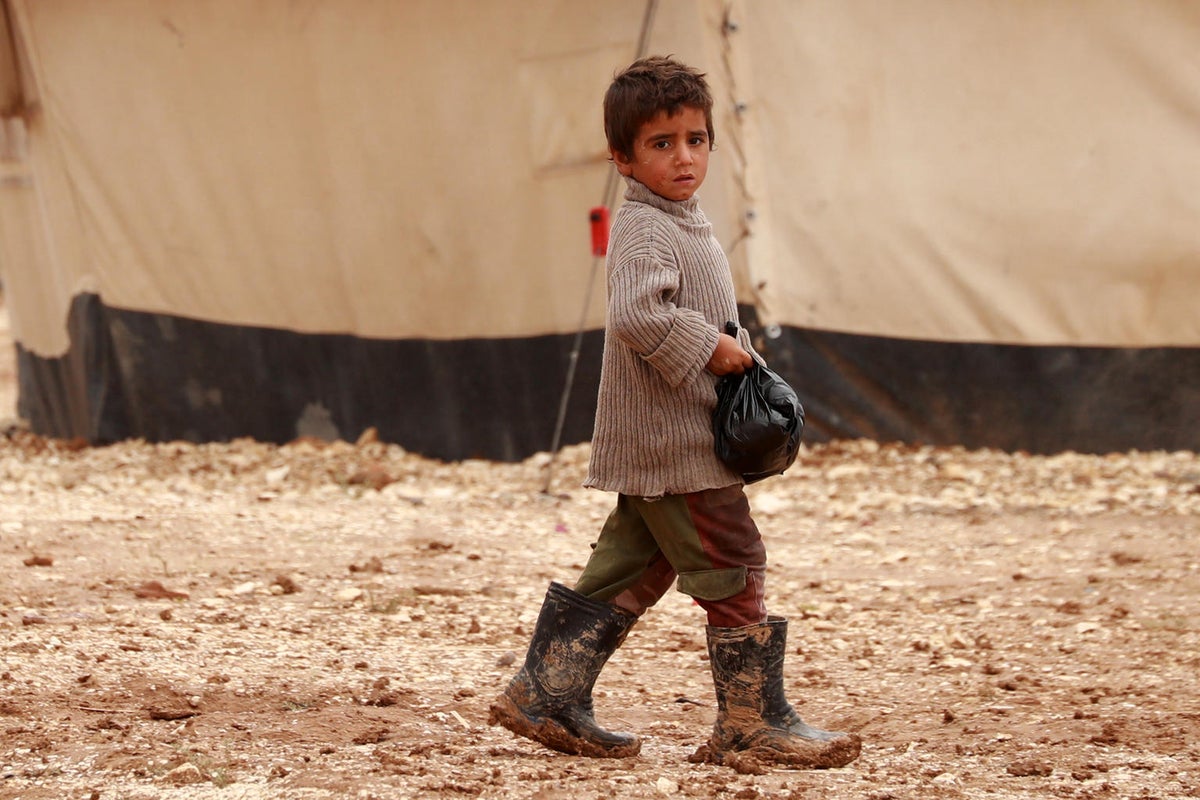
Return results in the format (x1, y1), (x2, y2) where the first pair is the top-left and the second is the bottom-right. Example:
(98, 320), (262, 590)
(575, 492), (763, 626)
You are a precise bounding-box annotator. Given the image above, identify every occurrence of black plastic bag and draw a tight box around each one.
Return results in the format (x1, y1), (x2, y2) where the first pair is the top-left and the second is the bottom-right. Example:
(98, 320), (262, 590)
(712, 350), (804, 484)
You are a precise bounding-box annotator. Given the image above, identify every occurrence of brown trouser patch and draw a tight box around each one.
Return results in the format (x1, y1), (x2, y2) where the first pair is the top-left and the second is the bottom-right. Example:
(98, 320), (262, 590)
(573, 485), (767, 627)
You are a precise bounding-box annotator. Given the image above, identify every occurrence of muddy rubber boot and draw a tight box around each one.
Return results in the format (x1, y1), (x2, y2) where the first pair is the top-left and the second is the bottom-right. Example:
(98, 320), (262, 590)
(488, 582), (641, 758)
(690, 616), (861, 773)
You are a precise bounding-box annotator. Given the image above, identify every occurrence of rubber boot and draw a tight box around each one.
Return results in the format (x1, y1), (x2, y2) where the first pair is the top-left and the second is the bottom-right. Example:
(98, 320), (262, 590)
(690, 616), (861, 773)
(488, 582), (641, 758)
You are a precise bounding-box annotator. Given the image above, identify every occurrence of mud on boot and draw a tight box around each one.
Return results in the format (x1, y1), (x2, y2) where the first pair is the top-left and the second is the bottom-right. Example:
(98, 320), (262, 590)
(689, 616), (861, 774)
(488, 582), (641, 758)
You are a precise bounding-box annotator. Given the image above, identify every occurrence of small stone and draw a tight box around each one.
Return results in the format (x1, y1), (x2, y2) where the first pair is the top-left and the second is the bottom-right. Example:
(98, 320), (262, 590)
(264, 465), (290, 487)
(335, 587), (365, 603)
(272, 574), (300, 594)
(1007, 758), (1053, 777)
(349, 557), (384, 574)
(132, 581), (189, 600)
(163, 762), (205, 785)
(348, 463), (394, 491)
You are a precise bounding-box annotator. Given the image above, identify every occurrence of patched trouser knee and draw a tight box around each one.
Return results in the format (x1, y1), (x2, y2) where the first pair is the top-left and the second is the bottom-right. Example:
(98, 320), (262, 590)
(574, 485), (767, 627)
(676, 566), (748, 602)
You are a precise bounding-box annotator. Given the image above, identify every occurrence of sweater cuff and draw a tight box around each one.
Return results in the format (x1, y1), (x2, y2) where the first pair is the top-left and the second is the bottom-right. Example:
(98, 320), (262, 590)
(643, 313), (719, 388)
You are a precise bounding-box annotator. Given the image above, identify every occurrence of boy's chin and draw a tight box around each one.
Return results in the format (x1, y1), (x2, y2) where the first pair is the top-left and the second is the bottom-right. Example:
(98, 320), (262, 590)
(653, 182), (700, 201)
(663, 188), (698, 201)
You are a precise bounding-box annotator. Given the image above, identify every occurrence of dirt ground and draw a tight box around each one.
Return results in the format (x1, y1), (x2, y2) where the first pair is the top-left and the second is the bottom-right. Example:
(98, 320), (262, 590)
(1, 295), (1198, 799)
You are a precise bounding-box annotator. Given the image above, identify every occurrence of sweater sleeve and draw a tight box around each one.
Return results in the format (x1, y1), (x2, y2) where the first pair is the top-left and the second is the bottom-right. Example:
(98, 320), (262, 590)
(608, 257), (719, 388)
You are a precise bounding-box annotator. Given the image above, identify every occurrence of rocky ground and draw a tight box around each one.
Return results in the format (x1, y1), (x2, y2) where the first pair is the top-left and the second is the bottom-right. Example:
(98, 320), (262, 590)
(1, 296), (1198, 799)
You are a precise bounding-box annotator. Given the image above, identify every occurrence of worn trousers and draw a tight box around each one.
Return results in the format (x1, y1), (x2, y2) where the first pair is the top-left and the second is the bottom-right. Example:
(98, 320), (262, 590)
(573, 485), (767, 628)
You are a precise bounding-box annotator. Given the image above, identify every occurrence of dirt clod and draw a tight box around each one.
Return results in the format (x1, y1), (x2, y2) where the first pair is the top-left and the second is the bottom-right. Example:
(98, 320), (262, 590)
(132, 580), (189, 600)
(1007, 758), (1054, 777)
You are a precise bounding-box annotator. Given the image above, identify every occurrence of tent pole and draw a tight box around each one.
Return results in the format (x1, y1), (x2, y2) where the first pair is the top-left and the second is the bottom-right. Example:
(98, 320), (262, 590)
(541, 0), (659, 494)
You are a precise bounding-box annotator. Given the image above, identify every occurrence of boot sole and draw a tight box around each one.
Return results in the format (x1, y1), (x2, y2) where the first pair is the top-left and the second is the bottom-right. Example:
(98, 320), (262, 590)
(692, 732), (862, 773)
(487, 695), (642, 759)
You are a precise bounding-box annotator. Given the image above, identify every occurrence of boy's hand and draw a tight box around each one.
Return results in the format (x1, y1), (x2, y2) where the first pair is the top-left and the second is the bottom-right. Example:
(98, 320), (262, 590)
(707, 333), (754, 376)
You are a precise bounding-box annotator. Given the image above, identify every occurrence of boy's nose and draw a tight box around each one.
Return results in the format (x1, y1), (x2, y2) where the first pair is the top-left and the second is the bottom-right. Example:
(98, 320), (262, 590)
(677, 148), (694, 165)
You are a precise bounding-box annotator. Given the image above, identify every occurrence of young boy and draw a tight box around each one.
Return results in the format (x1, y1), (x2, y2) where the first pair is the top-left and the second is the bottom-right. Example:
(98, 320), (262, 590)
(489, 56), (861, 772)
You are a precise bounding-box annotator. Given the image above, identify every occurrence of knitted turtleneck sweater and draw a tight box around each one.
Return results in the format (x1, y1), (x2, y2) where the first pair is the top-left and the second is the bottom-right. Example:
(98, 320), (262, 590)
(584, 177), (757, 497)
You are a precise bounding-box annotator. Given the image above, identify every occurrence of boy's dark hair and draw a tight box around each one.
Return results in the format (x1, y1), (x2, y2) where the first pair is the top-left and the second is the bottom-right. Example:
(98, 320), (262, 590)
(604, 56), (715, 162)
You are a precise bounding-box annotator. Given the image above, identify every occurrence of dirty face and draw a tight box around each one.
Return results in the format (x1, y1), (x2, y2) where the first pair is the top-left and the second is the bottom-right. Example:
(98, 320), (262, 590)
(612, 105), (710, 202)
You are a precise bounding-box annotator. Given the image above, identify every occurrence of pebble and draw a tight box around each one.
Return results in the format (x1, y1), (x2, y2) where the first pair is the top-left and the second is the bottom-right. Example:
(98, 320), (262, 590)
(164, 762), (205, 785)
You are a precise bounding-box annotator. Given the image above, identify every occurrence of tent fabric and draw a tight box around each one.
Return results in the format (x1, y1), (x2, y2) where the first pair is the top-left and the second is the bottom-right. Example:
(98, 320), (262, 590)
(1, 0), (1198, 457)
(775, 325), (1200, 454)
(1, 0), (731, 354)
(17, 294), (1199, 459)
(735, 0), (1200, 347)
(16, 293), (605, 459)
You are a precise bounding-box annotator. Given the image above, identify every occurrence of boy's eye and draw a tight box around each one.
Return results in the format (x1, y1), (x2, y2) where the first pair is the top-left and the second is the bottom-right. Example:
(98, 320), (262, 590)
(653, 140), (670, 150)
(689, 136), (707, 146)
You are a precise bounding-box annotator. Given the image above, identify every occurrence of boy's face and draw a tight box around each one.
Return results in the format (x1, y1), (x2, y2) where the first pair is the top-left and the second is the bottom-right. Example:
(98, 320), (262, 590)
(612, 106), (710, 202)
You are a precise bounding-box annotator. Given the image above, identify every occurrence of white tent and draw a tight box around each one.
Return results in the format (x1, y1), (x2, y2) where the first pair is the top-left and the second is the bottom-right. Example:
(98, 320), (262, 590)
(2, 0), (1198, 457)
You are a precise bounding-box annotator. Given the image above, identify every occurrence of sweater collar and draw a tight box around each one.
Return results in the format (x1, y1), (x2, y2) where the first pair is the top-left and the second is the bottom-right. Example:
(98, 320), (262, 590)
(623, 177), (706, 224)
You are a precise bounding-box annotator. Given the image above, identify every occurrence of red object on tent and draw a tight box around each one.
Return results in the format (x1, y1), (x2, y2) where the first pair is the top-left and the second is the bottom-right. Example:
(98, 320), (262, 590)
(589, 206), (609, 256)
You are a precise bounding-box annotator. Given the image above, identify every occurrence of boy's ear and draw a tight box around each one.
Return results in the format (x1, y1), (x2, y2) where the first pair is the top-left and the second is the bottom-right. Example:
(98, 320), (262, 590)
(610, 149), (634, 177)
